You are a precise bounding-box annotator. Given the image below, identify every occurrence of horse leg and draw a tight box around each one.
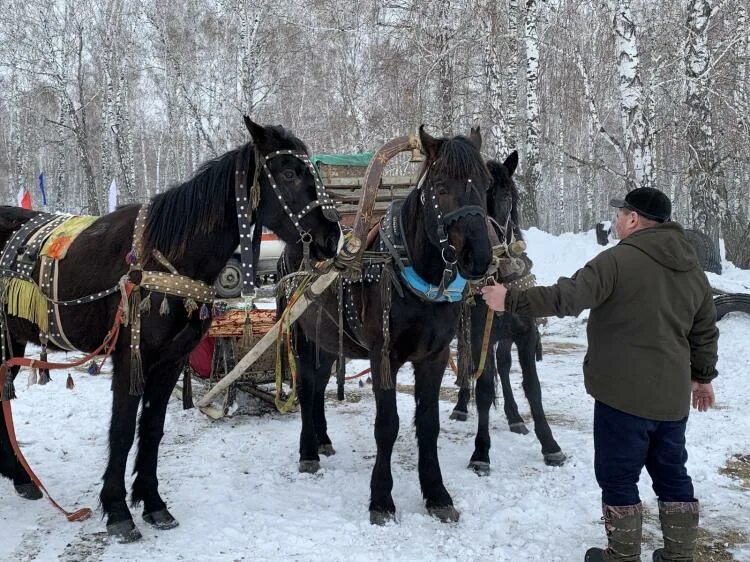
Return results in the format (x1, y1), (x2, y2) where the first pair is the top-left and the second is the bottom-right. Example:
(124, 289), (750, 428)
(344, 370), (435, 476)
(498, 336), (528, 435)
(414, 349), (458, 523)
(468, 350), (496, 476)
(298, 336), (324, 473)
(0, 339), (42, 500)
(369, 350), (401, 525)
(449, 315), (470, 422)
(313, 351), (337, 457)
(516, 324), (566, 466)
(131, 359), (184, 530)
(449, 386), (470, 421)
(100, 346), (142, 542)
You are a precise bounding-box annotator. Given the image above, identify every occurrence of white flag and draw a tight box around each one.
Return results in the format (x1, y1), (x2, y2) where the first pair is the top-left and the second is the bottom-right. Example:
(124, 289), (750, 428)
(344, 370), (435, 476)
(17, 187), (24, 206)
(108, 179), (117, 213)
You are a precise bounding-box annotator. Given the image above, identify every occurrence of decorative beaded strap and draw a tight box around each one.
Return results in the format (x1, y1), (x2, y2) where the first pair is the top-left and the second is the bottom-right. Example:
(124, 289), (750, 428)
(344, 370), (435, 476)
(140, 271), (215, 303)
(38, 256), (77, 351)
(235, 150), (257, 297)
(0, 212), (58, 277)
(261, 149), (341, 227)
(236, 147), (341, 297)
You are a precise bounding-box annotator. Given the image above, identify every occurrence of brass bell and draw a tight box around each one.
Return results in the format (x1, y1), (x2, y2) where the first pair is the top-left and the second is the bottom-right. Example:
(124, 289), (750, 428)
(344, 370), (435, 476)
(508, 240), (527, 257)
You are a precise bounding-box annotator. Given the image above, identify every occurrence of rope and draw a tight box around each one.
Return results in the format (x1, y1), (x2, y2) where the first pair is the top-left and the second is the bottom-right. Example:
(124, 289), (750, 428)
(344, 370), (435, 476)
(273, 275), (313, 413)
(0, 383), (92, 521)
(471, 307), (495, 380)
(0, 284), (131, 523)
(345, 367), (370, 381)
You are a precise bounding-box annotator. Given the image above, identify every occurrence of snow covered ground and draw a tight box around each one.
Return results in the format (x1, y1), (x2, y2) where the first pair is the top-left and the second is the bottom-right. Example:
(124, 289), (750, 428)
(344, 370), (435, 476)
(1, 228), (748, 562)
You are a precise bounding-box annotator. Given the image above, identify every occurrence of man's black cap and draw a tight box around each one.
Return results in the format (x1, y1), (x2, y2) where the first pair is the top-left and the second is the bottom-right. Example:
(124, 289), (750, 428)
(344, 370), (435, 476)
(609, 187), (671, 222)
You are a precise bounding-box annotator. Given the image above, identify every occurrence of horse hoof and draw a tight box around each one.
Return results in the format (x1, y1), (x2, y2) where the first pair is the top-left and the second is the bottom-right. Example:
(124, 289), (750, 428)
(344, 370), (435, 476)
(143, 508), (179, 530)
(428, 505), (460, 523)
(449, 410), (468, 422)
(14, 483), (43, 500)
(318, 444), (336, 456)
(468, 461), (491, 476)
(509, 422), (530, 435)
(369, 510), (395, 526)
(544, 451), (567, 467)
(298, 460), (320, 473)
(107, 520), (143, 543)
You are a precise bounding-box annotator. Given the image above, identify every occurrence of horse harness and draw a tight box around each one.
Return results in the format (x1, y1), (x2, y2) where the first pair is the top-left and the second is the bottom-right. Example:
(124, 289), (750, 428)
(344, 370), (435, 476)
(338, 174), (486, 354)
(0, 206), (216, 395)
(484, 216), (536, 291)
(236, 148), (340, 297)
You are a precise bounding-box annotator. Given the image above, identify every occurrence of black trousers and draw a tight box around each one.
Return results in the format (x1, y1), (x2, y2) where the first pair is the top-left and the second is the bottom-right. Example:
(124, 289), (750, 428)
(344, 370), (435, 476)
(593, 400), (696, 506)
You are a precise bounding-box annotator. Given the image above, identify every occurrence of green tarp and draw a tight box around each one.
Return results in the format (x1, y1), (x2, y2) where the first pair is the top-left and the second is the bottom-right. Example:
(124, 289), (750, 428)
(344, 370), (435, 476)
(311, 152), (374, 167)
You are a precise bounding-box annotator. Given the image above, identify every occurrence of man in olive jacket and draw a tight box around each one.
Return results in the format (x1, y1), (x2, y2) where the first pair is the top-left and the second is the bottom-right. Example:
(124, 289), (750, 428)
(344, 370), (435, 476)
(481, 188), (718, 562)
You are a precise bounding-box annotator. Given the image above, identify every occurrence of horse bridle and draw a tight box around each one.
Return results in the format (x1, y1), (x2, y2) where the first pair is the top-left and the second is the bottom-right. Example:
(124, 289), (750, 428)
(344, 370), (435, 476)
(234, 148), (341, 296)
(416, 166), (486, 294)
(259, 149), (341, 228)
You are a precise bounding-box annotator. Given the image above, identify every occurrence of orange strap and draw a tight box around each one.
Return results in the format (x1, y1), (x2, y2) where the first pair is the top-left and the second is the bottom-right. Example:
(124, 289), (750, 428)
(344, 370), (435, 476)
(0, 365), (92, 521)
(0, 283), (132, 522)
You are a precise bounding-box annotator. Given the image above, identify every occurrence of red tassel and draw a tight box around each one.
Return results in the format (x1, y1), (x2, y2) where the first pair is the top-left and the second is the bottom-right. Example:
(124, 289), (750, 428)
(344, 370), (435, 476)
(66, 373), (75, 390)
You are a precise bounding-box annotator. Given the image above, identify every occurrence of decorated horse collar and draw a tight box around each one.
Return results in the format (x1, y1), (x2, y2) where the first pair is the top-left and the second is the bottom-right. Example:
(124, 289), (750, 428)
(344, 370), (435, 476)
(378, 200), (467, 303)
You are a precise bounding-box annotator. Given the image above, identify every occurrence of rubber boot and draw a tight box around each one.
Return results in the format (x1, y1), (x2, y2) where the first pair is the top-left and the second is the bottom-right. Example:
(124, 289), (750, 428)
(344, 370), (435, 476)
(652, 501), (699, 561)
(585, 503), (643, 561)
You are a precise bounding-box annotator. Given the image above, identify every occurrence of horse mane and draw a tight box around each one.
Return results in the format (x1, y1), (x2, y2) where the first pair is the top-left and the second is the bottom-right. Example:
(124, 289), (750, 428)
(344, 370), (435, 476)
(423, 136), (491, 193)
(143, 125), (309, 261)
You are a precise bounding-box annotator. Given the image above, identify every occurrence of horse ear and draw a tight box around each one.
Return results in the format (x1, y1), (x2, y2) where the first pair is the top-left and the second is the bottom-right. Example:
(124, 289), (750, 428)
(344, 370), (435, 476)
(244, 116), (268, 149)
(419, 125), (442, 159)
(469, 126), (482, 150)
(503, 150), (519, 177)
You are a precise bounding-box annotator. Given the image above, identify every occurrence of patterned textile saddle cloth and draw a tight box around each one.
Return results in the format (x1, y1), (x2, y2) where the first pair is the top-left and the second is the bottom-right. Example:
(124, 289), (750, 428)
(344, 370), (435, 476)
(0, 213), (97, 349)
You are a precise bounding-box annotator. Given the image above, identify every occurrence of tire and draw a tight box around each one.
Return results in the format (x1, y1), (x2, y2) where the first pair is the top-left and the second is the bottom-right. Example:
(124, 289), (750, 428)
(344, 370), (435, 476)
(714, 293), (750, 321)
(685, 229), (722, 274)
(214, 257), (242, 299)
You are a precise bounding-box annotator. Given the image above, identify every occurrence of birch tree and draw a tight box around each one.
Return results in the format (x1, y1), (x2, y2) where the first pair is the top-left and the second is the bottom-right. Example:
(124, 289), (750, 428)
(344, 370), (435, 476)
(482, 0), (517, 159)
(684, 0), (722, 245)
(610, 0), (654, 191)
(521, 0), (541, 227)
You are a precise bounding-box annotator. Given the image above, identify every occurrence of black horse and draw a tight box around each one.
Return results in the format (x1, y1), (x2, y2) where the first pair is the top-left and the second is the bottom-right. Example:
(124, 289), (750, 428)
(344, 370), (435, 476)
(451, 151), (566, 472)
(278, 126), (492, 525)
(0, 117), (340, 541)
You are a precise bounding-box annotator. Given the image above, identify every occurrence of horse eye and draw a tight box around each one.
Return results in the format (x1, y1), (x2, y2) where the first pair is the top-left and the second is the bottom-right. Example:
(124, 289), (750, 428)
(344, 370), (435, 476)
(282, 170), (297, 182)
(437, 187), (449, 196)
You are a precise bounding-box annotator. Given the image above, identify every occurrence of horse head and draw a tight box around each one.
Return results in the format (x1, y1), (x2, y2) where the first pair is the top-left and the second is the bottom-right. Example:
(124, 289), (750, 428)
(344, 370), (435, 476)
(415, 125), (492, 281)
(244, 117), (341, 260)
(487, 150), (521, 245)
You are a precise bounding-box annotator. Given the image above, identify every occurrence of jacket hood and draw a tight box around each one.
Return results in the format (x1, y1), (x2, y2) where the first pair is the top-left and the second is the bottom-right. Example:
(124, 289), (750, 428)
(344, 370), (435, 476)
(619, 222), (700, 272)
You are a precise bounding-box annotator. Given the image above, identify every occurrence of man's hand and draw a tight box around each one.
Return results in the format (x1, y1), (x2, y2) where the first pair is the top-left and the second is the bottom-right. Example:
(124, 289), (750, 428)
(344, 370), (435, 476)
(691, 381), (715, 412)
(480, 284), (508, 312)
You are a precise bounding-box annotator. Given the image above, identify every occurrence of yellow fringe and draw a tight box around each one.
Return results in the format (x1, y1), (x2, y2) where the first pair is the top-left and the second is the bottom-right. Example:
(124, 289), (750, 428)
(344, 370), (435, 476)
(5, 278), (48, 332)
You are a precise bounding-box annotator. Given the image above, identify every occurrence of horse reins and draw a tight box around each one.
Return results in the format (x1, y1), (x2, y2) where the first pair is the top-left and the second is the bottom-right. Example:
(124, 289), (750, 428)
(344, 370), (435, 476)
(0, 283), (133, 522)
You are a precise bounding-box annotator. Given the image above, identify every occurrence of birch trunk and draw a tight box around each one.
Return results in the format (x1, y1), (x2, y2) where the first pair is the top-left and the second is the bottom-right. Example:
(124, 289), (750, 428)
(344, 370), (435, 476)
(611, 0), (654, 191)
(521, 0), (541, 227)
(438, 1), (454, 136)
(684, 0), (722, 246)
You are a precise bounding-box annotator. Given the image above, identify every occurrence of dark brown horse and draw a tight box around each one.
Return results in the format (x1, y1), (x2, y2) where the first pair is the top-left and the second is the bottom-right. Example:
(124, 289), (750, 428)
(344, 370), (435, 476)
(278, 127), (493, 525)
(0, 117), (340, 542)
(451, 151), (566, 472)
